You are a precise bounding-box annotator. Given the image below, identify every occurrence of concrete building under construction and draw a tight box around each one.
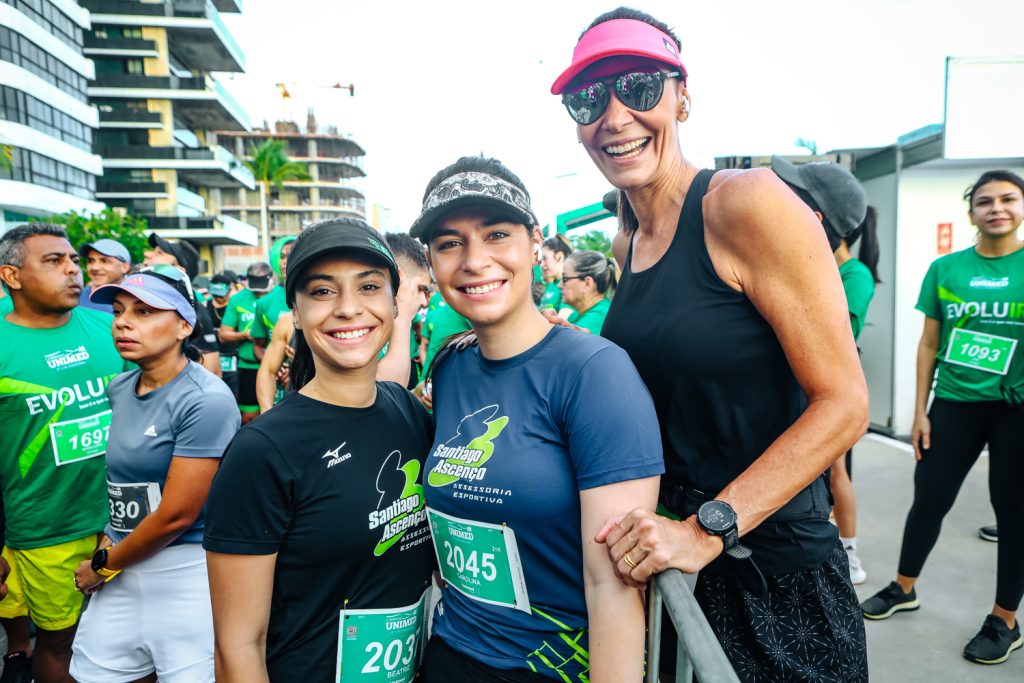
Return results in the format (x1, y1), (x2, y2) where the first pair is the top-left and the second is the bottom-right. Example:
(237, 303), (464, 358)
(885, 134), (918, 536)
(217, 110), (366, 238)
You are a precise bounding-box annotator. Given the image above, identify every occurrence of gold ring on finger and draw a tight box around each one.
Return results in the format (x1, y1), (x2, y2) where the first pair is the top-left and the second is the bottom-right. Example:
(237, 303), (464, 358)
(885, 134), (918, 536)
(624, 552), (638, 569)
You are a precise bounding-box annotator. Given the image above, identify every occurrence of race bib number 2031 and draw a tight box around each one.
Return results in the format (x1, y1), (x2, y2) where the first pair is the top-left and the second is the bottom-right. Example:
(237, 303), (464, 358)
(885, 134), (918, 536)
(336, 587), (430, 683)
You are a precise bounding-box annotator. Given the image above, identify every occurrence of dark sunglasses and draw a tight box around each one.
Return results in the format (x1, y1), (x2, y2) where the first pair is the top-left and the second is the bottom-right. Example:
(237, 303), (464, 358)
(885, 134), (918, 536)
(562, 70), (682, 125)
(138, 264), (196, 304)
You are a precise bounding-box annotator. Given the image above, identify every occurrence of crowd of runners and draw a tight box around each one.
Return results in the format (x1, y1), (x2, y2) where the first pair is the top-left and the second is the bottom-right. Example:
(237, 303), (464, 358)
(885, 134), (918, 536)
(0, 6), (1022, 683)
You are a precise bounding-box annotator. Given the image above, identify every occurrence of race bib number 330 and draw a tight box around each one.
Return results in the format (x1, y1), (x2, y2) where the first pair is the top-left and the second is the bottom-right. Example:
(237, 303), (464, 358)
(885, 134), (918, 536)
(336, 587), (430, 683)
(427, 508), (531, 613)
(108, 481), (161, 533)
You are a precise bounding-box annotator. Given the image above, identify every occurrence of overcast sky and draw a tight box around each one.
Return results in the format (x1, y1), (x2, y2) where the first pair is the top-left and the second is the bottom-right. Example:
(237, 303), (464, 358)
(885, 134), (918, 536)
(221, 0), (1024, 233)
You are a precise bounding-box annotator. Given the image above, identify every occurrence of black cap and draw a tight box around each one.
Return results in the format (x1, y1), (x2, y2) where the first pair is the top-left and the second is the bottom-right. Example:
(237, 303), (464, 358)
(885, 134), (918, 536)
(770, 156), (867, 238)
(409, 170), (538, 240)
(285, 218), (400, 306)
(147, 233), (200, 280)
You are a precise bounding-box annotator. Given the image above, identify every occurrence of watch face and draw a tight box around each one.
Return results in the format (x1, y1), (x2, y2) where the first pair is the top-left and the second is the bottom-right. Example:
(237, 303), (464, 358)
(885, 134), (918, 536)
(699, 500), (735, 533)
(91, 548), (107, 572)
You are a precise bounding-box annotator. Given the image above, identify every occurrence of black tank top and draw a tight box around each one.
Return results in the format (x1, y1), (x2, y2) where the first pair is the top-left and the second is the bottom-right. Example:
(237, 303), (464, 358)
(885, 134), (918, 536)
(602, 169), (835, 575)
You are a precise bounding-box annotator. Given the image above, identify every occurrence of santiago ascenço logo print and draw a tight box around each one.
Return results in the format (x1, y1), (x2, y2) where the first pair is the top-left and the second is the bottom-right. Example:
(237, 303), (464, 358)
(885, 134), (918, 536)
(427, 405), (509, 487)
(368, 450), (426, 556)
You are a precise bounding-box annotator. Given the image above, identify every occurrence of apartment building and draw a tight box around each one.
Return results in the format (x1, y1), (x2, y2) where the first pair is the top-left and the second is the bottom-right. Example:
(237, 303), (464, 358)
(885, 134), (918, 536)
(82, 0), (256, 268)
(0, 0), (104, 233)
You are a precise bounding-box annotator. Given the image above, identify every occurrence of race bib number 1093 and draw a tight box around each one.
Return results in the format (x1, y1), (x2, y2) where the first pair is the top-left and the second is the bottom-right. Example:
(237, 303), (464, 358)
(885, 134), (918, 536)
(944, 328), (1018, 375)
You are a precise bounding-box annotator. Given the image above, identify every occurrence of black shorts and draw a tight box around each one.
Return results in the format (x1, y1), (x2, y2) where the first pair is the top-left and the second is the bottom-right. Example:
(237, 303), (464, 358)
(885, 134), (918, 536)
(237, 368), (259, 413)
(421, 637), (549, 683)
(221, 370), (239, 400)
(691, 542), (867, 682)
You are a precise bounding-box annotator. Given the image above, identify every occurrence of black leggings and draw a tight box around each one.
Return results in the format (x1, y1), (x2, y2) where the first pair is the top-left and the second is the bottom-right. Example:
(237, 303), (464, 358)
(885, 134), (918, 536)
(897, 397), (1024, 610)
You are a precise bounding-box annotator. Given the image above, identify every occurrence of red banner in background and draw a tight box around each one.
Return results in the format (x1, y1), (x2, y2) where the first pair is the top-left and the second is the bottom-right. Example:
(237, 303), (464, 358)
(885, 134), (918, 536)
(937, 223), (953, 255)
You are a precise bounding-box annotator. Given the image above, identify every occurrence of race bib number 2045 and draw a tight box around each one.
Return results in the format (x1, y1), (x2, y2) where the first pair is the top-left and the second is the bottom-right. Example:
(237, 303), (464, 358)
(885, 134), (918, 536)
(427, 508), (531, 613)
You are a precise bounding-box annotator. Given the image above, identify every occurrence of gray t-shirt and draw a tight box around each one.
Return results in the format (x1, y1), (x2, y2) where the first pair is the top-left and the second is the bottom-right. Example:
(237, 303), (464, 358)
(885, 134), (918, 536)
(105, 361), (239, 544)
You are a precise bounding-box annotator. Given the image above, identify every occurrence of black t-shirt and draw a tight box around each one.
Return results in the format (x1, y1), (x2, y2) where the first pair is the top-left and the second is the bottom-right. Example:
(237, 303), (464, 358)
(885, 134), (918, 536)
(203, 383), (436, 682)
(206, 300), (237, 358)
(193, 302), (219, 354)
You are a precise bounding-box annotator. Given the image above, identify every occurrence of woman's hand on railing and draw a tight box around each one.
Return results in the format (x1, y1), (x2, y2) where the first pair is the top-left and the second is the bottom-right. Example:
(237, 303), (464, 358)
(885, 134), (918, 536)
(596, 510), (724, 586)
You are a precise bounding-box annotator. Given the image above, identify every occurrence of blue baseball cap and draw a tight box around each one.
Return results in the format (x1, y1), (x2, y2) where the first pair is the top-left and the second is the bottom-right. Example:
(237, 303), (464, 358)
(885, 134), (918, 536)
(90, 272), (197, 326)
(79, 238), (131, 264)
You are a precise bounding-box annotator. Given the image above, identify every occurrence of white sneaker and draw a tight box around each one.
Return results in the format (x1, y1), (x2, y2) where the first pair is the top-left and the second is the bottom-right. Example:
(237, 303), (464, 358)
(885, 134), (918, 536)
(845, 544), (867, 585)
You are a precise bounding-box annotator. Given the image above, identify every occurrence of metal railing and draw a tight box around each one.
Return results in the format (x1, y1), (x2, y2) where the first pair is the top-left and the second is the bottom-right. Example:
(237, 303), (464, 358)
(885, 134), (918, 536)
(646, 570), (740, 683)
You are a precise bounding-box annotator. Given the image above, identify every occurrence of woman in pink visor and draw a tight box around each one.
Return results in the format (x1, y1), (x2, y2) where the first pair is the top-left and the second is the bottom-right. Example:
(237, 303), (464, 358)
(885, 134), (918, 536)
(552, 8), (869, 682)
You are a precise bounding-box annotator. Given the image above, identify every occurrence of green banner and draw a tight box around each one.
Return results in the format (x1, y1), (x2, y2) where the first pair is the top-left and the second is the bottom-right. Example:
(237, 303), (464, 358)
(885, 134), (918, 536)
(427, 508), (531, 613)
(944, 328), (1018, 376)
(337, 588), (430, 683)
(49, 409), (111, 466)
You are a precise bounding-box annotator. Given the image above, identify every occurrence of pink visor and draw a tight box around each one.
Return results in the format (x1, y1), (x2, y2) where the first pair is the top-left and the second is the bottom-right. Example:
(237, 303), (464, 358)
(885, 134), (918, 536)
(550, 19), (687, 95)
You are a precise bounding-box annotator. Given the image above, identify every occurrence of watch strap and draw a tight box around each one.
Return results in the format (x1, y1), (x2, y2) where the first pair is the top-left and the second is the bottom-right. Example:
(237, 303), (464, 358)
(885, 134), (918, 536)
(95, 565), (119, 578)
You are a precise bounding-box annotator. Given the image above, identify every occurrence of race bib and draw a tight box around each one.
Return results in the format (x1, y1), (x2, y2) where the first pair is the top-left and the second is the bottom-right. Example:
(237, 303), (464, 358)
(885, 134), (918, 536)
(220, 355), (237, 373)
(427, 508), (530, 613)
(50, 410), (111, 466)
(108, 481), (162, 533)
(336, 587), (430, 683)
(944, 328), (1018, 376)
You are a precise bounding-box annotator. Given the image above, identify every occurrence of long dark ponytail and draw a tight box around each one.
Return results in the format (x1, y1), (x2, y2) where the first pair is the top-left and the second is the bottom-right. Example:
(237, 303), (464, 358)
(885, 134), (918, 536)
(847, 205), (881, 283)
(288, 329), (314, 392)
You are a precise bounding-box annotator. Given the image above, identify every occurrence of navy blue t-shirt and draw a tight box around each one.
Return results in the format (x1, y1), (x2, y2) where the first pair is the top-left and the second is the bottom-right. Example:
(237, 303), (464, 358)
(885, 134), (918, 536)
(425, 325), (664, 680)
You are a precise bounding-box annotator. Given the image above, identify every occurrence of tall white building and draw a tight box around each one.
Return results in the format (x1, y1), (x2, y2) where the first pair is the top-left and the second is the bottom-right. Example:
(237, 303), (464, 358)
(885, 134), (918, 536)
(0, 0), (104, 234)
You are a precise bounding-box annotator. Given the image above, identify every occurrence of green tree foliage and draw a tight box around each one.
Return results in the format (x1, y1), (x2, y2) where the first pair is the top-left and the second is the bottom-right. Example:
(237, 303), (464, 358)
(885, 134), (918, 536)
(569, 229), (613, 257)
(0, 143), (12, 173)
(244, 139), (310, 191)
(42, 209), (150, 265)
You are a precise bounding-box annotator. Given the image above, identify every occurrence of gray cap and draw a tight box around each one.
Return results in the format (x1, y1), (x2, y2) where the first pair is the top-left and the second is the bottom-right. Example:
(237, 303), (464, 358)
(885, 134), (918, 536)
(79, 238), (131, 264)
(771, 156), (867, 238)
(409, 170), (538, 241)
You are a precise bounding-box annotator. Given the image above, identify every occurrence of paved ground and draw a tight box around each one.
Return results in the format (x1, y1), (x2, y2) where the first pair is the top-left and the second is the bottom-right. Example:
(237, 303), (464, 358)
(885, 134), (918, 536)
(852, 433), (1023, 682)
(1, 434), (1020, 681)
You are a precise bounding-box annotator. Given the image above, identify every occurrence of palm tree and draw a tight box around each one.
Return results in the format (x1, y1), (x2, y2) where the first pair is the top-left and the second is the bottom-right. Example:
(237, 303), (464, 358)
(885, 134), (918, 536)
(244, 139), (309, 191)
(243, 139), (309, 254)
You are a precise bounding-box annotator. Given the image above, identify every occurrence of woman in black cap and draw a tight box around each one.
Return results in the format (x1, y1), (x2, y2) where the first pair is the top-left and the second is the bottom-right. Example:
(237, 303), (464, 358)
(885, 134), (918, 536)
(551, 8), (869, 681)
(410, 156), (663, 682)
(203, 218), (435, 683)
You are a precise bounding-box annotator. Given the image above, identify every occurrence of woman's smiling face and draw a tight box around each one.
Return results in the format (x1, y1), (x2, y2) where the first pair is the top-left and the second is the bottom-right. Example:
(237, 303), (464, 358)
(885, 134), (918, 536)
(292, 253), (395, 374)
(575, 59), (687, 193)
(428, 211), (541, 330)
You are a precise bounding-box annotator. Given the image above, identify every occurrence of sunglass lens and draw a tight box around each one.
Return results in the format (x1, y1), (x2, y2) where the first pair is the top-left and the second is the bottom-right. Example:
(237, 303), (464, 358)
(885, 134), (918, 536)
(563, 82), (609, 125)
(616, 72), (664, 112)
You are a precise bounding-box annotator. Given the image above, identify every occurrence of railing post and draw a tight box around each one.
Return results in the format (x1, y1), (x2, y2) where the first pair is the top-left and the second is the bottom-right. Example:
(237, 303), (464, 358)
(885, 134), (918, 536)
(646, 583), (663, 683)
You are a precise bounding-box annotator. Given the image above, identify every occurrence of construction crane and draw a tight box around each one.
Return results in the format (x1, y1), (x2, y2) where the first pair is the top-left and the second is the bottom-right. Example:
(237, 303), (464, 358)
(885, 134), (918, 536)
(274, 82), (354, 122)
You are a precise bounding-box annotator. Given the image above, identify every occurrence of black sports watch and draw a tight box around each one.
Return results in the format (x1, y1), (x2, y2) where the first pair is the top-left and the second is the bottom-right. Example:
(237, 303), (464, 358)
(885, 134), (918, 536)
(696, 500), (751, 560)
(91, 546), (119, 578)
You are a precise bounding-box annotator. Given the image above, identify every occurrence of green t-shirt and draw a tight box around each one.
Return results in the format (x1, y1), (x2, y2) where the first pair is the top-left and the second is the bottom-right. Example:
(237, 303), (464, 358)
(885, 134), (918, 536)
(422, 291), (471, 375)
(839, 258), (875, 341)
(915, 246), (1024, 403)
(221, 289), (262, 369)
(0, 307), (128, 549)
(0, 295), (12, 317)
(540, 280), (563, 310)
(251, 286), (289, 343)
(567, 297), (611, 336)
